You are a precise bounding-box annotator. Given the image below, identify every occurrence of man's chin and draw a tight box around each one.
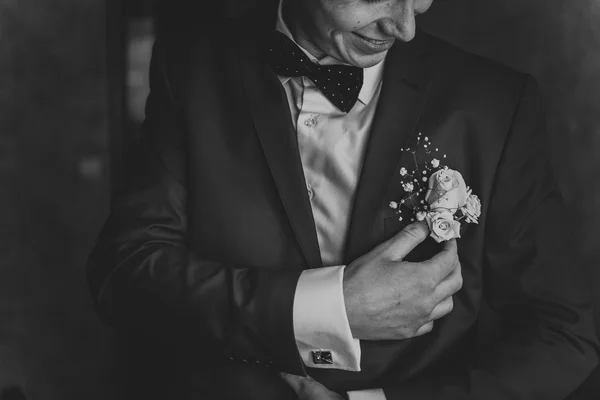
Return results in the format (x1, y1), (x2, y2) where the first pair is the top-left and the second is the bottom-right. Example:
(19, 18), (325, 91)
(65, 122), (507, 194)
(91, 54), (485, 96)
(345, 50), (388, 69)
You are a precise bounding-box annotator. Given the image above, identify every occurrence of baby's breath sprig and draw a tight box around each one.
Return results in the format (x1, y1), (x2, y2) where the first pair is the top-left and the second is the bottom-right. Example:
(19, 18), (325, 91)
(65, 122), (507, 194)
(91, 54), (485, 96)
(391, 133), (447, 221)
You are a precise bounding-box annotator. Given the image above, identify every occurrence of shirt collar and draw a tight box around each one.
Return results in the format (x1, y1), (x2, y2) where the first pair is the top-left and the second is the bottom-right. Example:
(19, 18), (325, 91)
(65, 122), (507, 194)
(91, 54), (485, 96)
(274, 0), (385, 106)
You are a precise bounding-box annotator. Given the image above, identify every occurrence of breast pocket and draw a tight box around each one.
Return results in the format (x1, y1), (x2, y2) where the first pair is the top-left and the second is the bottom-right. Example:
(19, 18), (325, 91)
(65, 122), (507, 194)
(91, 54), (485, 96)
(383, 216), (443, 263)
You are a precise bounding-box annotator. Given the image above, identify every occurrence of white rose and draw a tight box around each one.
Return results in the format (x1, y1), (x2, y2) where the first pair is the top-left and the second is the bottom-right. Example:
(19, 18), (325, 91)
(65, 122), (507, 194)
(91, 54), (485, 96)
(400, 167), (408, 176)
(425, 169), (469, 214)
(402, 182), (414, 193)
(431, 158), (440, 168)
(425, 210), (462, 243)
(461, 194), (481, 224)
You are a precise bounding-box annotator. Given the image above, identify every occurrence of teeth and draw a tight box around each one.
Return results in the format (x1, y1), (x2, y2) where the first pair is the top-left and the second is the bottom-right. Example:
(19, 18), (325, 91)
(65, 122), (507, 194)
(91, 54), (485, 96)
(356, 33), (389, 44)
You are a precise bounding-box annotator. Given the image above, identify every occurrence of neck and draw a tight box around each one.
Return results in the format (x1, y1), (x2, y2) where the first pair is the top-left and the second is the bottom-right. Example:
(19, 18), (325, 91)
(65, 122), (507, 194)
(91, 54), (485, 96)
(281, 0), (326, 59)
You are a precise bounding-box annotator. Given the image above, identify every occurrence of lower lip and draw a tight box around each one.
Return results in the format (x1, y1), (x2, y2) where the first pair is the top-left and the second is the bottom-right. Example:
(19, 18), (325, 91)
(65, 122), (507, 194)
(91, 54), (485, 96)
(352, 33), (394, 53)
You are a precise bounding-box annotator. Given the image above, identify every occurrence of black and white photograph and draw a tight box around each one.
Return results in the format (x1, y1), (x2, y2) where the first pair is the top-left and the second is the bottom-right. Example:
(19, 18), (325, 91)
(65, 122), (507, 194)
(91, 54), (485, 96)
(2, 0), (600, 399)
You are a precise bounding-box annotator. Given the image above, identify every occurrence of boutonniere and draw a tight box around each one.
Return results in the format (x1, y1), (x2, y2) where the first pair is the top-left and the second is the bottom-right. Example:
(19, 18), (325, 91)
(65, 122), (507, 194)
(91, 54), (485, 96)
(389, 133), (481, 242)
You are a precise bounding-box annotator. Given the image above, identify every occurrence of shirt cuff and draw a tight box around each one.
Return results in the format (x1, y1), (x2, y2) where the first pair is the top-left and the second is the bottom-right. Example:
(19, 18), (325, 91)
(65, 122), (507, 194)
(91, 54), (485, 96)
(347, 389), (387, 400)
(292, 265), (361, 371)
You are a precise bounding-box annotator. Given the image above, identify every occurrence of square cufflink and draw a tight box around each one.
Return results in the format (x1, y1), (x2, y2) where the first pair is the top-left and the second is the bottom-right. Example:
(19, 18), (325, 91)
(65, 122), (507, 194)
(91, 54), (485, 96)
(311, 350), (333, 365)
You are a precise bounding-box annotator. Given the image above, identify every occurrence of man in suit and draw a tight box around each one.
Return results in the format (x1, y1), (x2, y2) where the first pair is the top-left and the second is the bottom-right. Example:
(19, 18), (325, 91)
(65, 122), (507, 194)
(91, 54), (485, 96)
(88, 0), (599, 398)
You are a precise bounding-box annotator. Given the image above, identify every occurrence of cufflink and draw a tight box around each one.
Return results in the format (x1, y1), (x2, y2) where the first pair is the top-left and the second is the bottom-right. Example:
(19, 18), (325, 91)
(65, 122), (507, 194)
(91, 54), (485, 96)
(311, 350), (333, 365)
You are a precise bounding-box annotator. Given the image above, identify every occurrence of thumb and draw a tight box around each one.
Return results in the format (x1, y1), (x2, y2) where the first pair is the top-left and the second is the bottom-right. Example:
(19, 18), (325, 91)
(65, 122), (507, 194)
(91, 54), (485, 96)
(386, 221), (430, 260)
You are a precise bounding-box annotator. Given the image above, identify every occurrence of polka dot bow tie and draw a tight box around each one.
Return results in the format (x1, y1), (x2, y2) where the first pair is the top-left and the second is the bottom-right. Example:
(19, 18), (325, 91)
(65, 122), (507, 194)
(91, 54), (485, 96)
(267, 31), (364, 113)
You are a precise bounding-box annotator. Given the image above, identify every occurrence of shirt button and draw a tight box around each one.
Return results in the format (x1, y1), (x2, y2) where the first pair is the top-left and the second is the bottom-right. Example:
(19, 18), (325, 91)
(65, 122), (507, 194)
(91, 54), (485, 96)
(304, 114), (319, 128)
(307, 184), (314, 199)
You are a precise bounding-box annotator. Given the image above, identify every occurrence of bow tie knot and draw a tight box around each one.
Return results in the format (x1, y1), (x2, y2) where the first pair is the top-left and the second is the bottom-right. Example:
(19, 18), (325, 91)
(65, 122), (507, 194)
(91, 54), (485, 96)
(267, 31), (364, 113)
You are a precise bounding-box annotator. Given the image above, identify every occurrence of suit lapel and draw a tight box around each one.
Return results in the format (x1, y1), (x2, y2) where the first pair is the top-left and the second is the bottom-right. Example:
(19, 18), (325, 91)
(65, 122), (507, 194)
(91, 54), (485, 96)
(344, 34), (434, 263)
(236, 28), (323, 269)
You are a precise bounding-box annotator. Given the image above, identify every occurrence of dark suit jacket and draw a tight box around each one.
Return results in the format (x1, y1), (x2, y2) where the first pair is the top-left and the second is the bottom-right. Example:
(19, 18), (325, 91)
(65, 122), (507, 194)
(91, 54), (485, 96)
(87, 3), (599, 399)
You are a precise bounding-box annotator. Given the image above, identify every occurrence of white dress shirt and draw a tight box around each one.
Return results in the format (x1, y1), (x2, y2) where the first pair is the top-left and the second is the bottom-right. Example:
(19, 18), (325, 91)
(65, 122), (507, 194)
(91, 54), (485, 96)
(276, 2), (388, 399)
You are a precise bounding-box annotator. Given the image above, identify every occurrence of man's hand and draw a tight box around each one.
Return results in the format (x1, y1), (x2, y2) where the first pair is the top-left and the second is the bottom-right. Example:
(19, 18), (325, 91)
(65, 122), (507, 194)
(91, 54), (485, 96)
(280, 373), (345, 400)
(344, 222), (462, 341)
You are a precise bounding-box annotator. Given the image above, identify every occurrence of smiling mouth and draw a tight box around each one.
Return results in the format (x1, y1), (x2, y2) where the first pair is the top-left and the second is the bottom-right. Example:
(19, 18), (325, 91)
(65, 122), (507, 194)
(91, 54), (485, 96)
(352, 32), (394, 45)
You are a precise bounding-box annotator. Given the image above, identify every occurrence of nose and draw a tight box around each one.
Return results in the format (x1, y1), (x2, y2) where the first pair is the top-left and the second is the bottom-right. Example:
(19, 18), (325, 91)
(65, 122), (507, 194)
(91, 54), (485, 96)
(379, 1), (417, 42)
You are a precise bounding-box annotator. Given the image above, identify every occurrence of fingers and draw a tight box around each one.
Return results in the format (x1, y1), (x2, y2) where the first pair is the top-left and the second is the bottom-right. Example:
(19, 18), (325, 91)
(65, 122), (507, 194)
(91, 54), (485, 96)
(427, 261), (462, 324)
(423, 239), (459, 282)
(429, 296), (454, 321)
(414, 296), (455, 337)
(386, 221), (430, 260)
(434, 260), (463, 300)
(414, 321), (434, 337)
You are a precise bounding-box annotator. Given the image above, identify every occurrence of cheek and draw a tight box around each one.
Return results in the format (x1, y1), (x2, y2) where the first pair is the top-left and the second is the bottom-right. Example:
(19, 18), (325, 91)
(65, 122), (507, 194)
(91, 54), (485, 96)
(415, 0), (435, 14)
(326, 5), (377, 32)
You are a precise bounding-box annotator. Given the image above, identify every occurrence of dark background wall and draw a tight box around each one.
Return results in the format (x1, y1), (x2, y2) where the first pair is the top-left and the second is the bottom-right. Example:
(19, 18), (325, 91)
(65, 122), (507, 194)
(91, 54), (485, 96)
(0, 0), (115, 399)
(0, 0), (598, 399)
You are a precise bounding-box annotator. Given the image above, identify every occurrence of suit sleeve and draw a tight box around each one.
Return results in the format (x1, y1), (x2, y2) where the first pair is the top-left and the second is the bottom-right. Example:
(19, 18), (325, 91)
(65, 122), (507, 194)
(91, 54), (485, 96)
(383, 75), (599, 399)
(86, 38), (306, 376)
